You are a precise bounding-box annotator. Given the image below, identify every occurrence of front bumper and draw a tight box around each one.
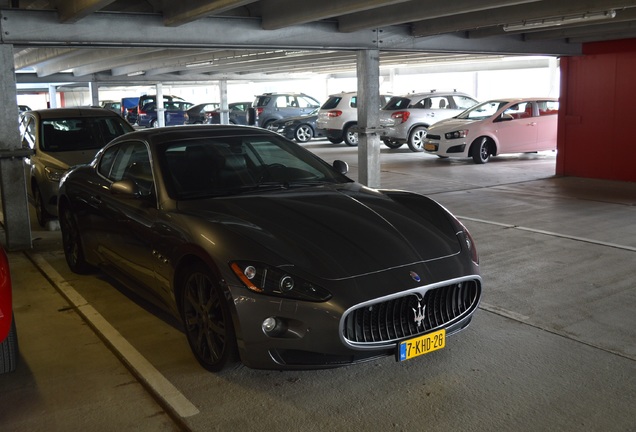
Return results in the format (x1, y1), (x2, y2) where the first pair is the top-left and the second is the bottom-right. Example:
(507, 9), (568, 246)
(423, 136), (469, 157)
(227, 256), (481, 370)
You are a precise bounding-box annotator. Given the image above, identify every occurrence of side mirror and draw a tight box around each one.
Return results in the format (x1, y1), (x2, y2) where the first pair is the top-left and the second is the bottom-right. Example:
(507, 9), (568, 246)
(333, 160), (348, 175)
(110, 179), (138, 197)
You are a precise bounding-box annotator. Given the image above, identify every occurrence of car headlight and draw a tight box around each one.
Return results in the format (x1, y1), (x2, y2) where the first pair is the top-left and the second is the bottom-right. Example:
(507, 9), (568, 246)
(230, 261), (331, 302)
(44, 166), (66, 182)
(445, 130), (468, 140)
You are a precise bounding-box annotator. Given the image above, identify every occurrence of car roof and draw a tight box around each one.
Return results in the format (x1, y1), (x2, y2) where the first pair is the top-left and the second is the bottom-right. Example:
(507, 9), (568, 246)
(484, 97), (558, 103)
(402, 90), (472, 98)
(109, 124), (275, 146)
(26, 107), (124, 119)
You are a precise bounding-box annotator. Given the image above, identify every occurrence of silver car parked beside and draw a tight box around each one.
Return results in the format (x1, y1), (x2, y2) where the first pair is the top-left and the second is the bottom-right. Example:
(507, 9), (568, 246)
(20, 108), (134, 226)
(380, 90), (478, 152)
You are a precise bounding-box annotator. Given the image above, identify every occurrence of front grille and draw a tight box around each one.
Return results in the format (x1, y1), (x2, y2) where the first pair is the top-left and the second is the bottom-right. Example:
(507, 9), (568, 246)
(426, 134), (441, 140)
(343, 280), (480, 344)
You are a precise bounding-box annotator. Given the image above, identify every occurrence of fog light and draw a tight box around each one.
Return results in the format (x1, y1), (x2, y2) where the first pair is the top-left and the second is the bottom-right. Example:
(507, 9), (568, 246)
(279, 275), (294, 292)
(262, 317), (278, 333)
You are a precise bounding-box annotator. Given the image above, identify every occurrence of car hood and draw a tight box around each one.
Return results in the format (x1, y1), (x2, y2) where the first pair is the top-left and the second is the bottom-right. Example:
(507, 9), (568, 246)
(177, 184), (461, 280)
(429, 117), (480, 131)
(38, 149), (100, 169)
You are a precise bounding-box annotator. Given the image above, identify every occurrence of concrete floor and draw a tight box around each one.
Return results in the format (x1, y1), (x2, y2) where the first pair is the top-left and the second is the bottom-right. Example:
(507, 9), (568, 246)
(1, 143), (635, 431)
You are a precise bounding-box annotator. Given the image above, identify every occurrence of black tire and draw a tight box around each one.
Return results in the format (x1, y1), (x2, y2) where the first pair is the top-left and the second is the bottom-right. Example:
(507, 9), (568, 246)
(33, 184), (51, 227)
(471, 137), (492, 164)
(382, 139), (403, 149)
(0, 317), (18, 374)
(327, 137), (343, 144)
(407, 126), (428, 152)
(180, 263), (239, 372)
(262, 119), (275, 129)
(59, 205), (95, 274)
(294, 124), (313, 143)
(150, 119), (159, 128)
(343, 123), (358, 146)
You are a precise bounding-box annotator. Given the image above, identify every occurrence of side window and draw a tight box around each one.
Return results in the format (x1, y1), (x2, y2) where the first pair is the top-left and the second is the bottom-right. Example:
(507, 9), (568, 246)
(454, 96), (478, 110)
(109, 141), (154, 195)
(429, 96), (450, 109)
(503, 102), (534, 119)
(275, 96), (289, 108)
(538, 100), (559, 116)
(350, 96), (357, 108)
(411, 98), (432, 109)
(296, 96), (314, 108)
(98, 145), (119, 178)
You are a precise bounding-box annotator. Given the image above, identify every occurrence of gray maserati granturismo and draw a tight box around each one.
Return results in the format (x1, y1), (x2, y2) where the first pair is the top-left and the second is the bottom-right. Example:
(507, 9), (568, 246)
(58, 125), (482, 372)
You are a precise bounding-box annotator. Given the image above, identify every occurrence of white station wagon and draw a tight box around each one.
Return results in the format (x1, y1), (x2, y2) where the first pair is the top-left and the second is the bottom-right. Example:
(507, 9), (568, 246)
(423, 98), (559, 163)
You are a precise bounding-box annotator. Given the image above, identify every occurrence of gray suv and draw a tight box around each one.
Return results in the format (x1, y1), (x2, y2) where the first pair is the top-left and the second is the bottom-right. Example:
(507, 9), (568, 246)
(20, 108), (133, 226)
(248, 92), (321, 128)
(380, 90), (478, 152)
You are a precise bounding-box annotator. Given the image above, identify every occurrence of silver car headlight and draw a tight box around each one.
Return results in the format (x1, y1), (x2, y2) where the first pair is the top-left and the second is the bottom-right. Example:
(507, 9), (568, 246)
(230, 261), (331, 302)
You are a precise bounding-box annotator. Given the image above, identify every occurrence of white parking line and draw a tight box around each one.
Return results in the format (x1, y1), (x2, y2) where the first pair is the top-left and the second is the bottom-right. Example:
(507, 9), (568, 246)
(28, 253), (200, 419)
(458, 216), (636, 252)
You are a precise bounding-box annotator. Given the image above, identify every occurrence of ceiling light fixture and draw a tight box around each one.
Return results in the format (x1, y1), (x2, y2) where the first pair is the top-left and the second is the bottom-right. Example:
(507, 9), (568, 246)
(126, 71), (145, 76)
(186, 61), (213, 68)
(503, 10), (616, 32)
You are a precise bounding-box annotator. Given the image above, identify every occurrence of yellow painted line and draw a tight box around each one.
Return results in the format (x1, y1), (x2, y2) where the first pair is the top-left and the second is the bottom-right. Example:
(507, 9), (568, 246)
(28, 253), (200, 419)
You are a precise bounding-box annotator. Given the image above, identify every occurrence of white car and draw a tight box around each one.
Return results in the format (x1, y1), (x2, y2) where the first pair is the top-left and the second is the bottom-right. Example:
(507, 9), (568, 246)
(316, 92), (392, 146)
(380, 90), (478, 152)
(423, 98), (559, 164)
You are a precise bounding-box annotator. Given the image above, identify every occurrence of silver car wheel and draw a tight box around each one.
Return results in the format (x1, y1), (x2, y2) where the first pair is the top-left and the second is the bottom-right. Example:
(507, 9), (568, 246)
(408, 127), (427, 152)
(344, 124), (358, 146)
(295, 124), (313, 142)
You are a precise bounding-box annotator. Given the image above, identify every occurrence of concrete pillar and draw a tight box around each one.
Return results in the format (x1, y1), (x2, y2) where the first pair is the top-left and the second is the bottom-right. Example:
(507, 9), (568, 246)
(88, 81), (99, 107)
(48, 84), (57, 108)
(156, 83), (165, 127)
(356, 50), (381, 188)
(219, 80), (229, 124)
(0, 44), (32, 250)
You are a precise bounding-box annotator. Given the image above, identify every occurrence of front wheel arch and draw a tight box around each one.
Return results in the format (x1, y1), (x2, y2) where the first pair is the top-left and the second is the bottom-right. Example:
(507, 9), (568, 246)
(176, 259), (241, 372)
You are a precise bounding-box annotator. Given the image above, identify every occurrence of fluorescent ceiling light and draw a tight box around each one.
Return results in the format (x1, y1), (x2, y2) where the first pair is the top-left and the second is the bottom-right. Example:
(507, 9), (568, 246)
(186, 61), (213, 68)
(503, 10), (616, 32)
(127, 71), (145, 76)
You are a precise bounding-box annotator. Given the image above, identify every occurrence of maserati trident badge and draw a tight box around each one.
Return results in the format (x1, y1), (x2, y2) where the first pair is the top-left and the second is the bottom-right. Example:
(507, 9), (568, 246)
(413, 296), (426, 329)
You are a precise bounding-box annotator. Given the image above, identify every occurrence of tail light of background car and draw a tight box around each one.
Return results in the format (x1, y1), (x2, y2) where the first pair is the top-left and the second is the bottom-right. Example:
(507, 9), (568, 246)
(326, 110), (342, 118)
(391, 111), (410, 124)
(255, 107), (264, 117)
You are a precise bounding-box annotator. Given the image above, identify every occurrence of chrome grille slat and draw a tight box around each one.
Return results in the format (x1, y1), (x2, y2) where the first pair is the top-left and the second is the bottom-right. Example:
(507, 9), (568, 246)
(343, 280), (480, 344)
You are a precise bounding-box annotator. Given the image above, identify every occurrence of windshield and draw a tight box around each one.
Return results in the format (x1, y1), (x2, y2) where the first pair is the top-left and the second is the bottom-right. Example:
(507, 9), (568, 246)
(456, 100), (509, 121)
(40, 116), (133, 152)
(159, 133), (352, 199)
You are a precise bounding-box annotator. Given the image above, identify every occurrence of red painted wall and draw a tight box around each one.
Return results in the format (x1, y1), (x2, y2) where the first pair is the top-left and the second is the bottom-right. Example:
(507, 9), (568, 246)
(557, 39), (636, 182)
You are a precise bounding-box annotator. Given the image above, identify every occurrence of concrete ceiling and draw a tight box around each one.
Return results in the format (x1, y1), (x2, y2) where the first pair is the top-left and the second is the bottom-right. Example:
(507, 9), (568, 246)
(3, 0), (636, 85)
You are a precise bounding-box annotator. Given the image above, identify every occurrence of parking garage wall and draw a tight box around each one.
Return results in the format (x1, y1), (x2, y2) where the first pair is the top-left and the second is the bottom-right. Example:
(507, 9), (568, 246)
(557, 39), (636, 183)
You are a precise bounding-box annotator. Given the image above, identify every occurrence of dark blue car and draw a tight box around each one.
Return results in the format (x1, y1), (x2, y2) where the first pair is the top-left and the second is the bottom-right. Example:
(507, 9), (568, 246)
(137, 101), (193, 128)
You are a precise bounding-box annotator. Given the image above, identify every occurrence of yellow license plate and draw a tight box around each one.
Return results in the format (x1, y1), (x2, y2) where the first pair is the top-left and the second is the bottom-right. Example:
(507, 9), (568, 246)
(424, 143), (438, 151)
(398, 329), (446, 361)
